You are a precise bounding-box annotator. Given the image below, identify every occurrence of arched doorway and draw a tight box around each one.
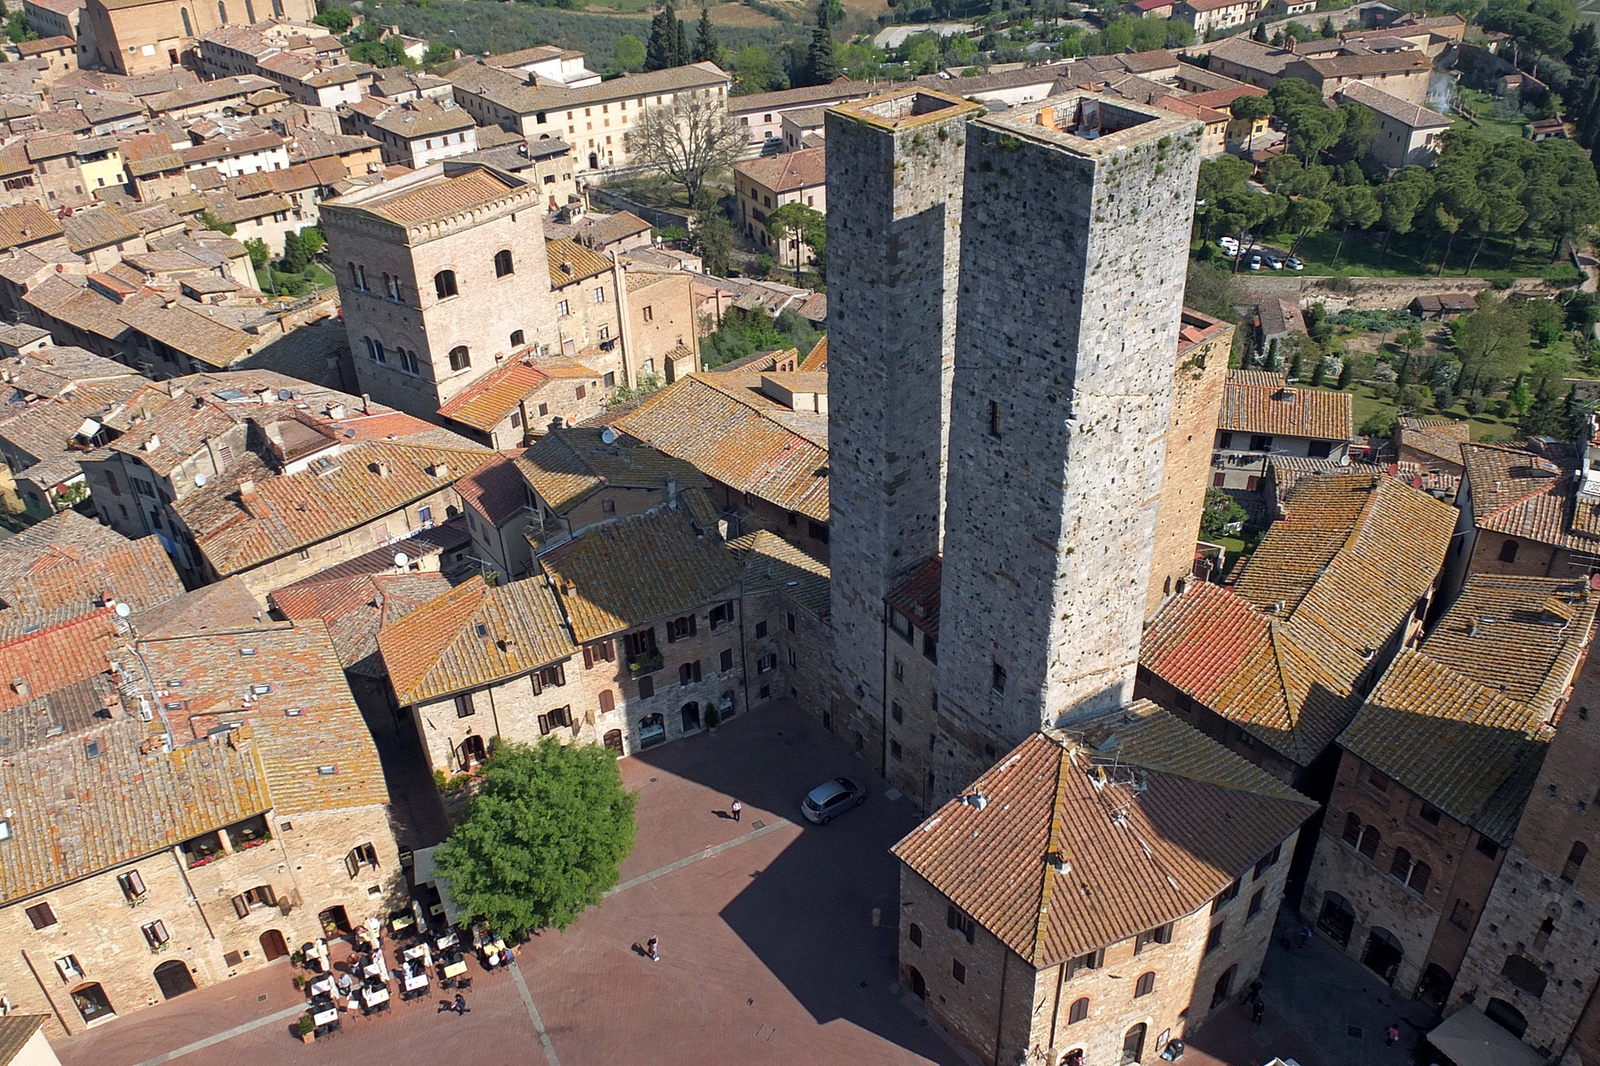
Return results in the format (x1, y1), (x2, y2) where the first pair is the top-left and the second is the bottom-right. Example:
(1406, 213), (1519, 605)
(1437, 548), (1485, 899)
(319, 906), (351, 936)
(639, 713), (665, 748)
(1211, 963), (1237, 1008)
(153, 960), (196, 999)
(680, 702), (700, 732)
(259, 929), (289, 961)
(588, 152), (599, 170)
(603, 729), (624, 755)
(1120, 1022), (1147, 1064)
(1486, 998), (1529, 1038)
(1417, 963), (1453, 1007)
(69, 983), (114, 1024)
(1362, 927), (1403, 984)
(907, 965), (925, 998)
(1317, 890), (1356, 947)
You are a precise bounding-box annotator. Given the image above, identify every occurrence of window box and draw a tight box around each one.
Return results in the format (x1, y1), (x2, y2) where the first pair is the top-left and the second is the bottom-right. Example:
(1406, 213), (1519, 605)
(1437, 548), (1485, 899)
(628, 650), (664, 675)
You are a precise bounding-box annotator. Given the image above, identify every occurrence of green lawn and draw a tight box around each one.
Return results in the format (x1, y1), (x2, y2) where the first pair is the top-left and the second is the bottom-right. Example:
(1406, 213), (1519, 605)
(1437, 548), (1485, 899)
(1316, 380), (1519, 442)
(1252, 226), (1548, 280)
(1450, 87), (1529, 142)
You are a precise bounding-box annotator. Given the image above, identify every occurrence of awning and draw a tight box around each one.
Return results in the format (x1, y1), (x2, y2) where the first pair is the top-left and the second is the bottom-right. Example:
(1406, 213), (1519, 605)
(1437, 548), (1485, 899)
(1428, 1008), (1545, 1066)
(410, 845), (462, 926)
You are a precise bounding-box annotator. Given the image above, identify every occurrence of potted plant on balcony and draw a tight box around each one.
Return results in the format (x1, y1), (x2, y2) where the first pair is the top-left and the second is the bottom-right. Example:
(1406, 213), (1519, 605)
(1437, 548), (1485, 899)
(295, 1015), (315, 1044)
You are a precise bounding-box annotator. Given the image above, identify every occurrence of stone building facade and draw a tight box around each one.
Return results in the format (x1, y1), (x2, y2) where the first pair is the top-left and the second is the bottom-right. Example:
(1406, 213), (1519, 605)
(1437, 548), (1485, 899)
(82, 0), (314, 75)
(933, 97), (1202, 796)
(1455, 647), (1600, 1060)
(1147, 310), (1233, 619)
(825, 90), (981, 788)
(322, 162), (558, 422)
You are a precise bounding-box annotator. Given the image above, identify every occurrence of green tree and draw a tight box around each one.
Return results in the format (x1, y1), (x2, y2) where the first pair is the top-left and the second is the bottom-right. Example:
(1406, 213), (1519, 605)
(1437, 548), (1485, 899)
(298, 226), (325, 256)
(435, 739), (637, 939)
(766, 202), (826, 281)
(1183, 260), (1240, 323)
(243, 238), (270, 269)
(312, 7), (352, 32)
(1451, 295), (1531, 396)
(1230, 94), (1273, 152)
(1337, 358), (1354, 388)
(1336, 100), (1376, 161)
(691, 191), (733, 277)
(693, 4), (721, 64)
(1200, 488), (1248, 539)
(904, 33), (942, 75)
(281, 230), (308, 273)
(731, 45), (774, 92)
(614, 33), (647, 73)
(422, 42), (455, 65)
(646, 0), (681, 71)
(198, 210), (235, 235)
(804, 24), (838, 85)
(1326, 183), (1380, 265)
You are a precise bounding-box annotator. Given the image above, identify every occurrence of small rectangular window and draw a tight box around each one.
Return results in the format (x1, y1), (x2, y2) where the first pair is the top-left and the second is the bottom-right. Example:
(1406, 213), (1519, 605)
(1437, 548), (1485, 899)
(720, 648), (733, 671)
(55, 955), (82, 980)
(988, 401), (1002, 439)
(1247, 888), (1265, 920)
(1205, 922), (1225, 954)
(992, 663), (1006, 693)
(639, 675), (655, 699)
(755, 621), (768, 638)
(142, 920), (170, 948)
(26, 902), (57, 929)
(118, 870), (147, 900)
(951, 958), (966, 984)
(1254, 844), (1281, 879)
(454, 693), (475, 718)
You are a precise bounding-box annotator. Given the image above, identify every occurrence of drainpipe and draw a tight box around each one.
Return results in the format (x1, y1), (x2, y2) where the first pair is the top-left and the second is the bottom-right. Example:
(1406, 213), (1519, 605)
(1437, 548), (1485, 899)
(609, 249), (634, 389)
(992, 948), (1012, 1066)
(879, 603), (890, 777)
(171, 845), (216, 940)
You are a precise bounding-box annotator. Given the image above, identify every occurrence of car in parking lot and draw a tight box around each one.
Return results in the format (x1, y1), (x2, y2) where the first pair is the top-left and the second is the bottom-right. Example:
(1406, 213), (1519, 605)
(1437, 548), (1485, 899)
(801, 777), (867, 824)
(1218, 236), (1239, 255)
(1248, 254), (1263, 270)
(1266, 255), (1284, 270)
(1286, 256), (1304, 270)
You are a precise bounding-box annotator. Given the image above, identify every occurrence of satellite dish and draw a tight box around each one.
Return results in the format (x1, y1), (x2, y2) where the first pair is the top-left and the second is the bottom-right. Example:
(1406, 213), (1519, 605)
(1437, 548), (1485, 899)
(194, 473), (208, 487)
(600, 427), (617, 445)
(393, 552), (410, 568)
(114, 602), (132, 618)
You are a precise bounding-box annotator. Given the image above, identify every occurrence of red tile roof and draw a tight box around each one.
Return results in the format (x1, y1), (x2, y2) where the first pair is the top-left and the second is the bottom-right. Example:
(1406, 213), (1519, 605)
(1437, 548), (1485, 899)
(454, 450), (532, 528)
(735, 146), (826, 193)
(885, 556), (942, 636)
(892, 703), (1314, 965)
(270, 570), (453, 676)
(436, 359), (549, 433)
(1219, 373), (1353, 442)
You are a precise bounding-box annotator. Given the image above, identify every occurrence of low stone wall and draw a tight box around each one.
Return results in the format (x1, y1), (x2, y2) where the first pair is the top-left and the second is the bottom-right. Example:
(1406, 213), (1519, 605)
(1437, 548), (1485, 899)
(1231, 273), (1558, 311)
(588, 186), (692, 234)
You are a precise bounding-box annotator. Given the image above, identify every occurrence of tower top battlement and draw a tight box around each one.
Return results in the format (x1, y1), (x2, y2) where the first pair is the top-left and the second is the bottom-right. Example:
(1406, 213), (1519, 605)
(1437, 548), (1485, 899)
(829, 88), (982, 131)
(975, 93), (1199, 158)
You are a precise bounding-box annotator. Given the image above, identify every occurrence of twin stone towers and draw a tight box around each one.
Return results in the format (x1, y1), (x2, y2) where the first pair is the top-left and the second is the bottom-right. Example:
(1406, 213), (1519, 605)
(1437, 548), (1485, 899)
(824, 89), (1205, 801)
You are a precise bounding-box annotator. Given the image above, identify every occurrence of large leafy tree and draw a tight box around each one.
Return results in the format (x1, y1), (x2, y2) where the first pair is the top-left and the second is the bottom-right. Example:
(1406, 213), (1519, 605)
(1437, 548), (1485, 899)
(765, 202), (826, 279)
(624, 89), (743, 205)
(435, 740), (637, 938)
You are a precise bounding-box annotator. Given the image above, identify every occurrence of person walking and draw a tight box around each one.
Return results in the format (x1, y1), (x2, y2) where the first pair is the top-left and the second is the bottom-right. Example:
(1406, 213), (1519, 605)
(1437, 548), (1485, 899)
(1252, 998), (1265, 1026)
(647, 936), (659, 962)
(1385, 1022), (1400, 1047)
(454, 993), (469, 1015)
(731, 799), (742, 823)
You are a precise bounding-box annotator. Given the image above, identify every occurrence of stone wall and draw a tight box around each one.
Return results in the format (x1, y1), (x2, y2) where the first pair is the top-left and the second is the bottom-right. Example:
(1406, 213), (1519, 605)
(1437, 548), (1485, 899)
(1148, 318), (1233, 620)
(826, 91), (982, 784)
(0, 804), (399, 1038)
(937, 98), (1203, 761)
(1228, 273), (1561, 313)
(884, 619), (940, 810)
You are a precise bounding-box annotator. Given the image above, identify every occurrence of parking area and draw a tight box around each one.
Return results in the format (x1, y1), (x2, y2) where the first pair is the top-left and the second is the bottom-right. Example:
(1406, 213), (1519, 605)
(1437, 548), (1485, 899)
(54, 704), (968, 1066)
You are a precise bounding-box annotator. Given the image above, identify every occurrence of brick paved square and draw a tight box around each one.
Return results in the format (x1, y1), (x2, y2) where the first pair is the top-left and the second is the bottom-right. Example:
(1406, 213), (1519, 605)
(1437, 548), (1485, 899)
(52, 704), (969, 1066)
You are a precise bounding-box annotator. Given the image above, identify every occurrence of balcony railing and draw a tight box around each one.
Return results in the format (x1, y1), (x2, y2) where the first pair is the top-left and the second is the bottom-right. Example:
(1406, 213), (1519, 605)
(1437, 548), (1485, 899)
(628, 650), (664, 675)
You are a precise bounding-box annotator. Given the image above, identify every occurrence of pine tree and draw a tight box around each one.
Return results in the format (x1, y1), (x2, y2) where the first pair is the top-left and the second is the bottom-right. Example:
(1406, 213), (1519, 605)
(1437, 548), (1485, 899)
(694, 4), (720, 64)
(675, 17), (690, 66)
(646, 0), (678, 71)
(805, 24), (838, 85)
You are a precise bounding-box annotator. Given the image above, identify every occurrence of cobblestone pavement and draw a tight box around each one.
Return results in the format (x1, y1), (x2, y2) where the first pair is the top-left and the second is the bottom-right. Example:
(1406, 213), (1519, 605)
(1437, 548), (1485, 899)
(54, 704), (968, 1066)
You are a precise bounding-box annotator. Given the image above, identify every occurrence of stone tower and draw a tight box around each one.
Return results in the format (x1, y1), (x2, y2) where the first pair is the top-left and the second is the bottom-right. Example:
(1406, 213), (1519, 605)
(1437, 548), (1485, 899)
(825, 89), (982, 752)
(933, 96), (1203, 791)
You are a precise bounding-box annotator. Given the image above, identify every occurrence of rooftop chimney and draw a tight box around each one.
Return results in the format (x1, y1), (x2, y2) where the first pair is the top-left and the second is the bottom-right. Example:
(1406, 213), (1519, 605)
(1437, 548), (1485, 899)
(12, 677), (29, 697)
(238, 479), (257, 497)
(376, 460), (390, 478)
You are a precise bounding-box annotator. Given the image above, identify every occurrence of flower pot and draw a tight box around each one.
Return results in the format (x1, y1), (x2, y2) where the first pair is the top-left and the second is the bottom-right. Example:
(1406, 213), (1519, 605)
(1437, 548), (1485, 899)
(300, 1033), (315, 1044)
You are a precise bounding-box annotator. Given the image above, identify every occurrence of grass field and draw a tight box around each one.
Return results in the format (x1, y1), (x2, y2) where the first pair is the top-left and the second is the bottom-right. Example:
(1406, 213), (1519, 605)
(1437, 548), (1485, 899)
(1450, 86), (1530, 142)
(1245, 225), (1551, 281)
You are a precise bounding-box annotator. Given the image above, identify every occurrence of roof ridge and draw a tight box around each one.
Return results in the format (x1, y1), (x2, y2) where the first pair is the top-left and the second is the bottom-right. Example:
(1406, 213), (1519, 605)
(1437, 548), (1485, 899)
(1031, 743), (1072, 966)
(1264, 620), (1305, 760)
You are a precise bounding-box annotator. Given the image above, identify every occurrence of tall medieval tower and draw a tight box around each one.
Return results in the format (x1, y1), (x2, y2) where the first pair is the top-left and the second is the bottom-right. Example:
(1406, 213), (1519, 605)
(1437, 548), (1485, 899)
(932, 97), (1203, 793)
(826, 90), (981, 754)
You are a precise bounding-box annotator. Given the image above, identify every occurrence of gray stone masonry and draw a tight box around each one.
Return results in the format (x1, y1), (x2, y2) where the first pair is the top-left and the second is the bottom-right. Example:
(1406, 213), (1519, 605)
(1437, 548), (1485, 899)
(825, 89), (981, 768)
(934, 96), (1203, 790)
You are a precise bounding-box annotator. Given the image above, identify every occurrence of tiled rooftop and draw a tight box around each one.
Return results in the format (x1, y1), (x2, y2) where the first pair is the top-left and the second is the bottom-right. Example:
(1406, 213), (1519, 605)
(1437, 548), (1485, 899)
(378, 576), (575, 705)
(270, 570), (453, 676)
(728, 529), (830, 618)
(892, 702), (1315, 965)
(1219, 372), (1353, 441)
(454, 450), (533, 528)
(540, 508), (743, 643)
(436, 358), (551, 432)
(1460, 441), (1594, 552)
(0, 512), (185, 639)
(513, 426), (708, 517)
(885, 555), (942, 635)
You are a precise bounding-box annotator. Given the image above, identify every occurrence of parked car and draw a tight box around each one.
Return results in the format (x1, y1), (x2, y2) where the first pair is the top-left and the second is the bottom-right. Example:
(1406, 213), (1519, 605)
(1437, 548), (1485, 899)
(1286, 256), (1304, 271)
(1218, 236), (1239, 254)
(801, 777), (867, 824)
(1249, 254), (1263, 271)
(1266, 255), (1284, 270)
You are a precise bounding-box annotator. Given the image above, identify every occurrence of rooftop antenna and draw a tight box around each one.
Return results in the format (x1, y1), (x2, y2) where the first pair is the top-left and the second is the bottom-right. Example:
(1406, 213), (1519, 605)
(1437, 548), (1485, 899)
(601, 426), (617, 445)
(393, 552), (410, 569)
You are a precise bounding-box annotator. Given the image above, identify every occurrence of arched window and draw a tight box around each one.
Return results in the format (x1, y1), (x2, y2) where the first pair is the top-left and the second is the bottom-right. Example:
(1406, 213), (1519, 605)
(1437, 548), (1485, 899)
(1342, 813), (1380, 859)
(1067, 997), (1089, 1024)
(347, 262), (358, 288)
(243, 0), (254, 19)
(216, 0), (228, 23)
(180, 6), (193, 34)
(1390, 846), (1412, 879)
(1121, 1022), (1147, 1064)
(434, 270), (458, 299)
(510, 329), (525, 347)
(1563, 841), (1588, 883)
(448, 346), (471, 372)
(908, 923), (921, 947)
(1390, 848), (1430, 892)
(1134, 971), (1156, 998)
(1499, 539), (1520, 563)
(494, 249), (514, 277)
(1342, 811), (1362, 845)
(1410, 861), (1431, 893)
(1211, 964), (1237, 1008)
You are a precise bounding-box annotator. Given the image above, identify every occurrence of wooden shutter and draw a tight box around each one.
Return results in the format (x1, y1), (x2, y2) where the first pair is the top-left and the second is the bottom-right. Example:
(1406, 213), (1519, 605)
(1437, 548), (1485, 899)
(599, 689), (615, 713)
(232, 894), (249, 919)
(583, 645), (594, 668)
(688, 614), (697, 636)
(538, 713), (550, 735)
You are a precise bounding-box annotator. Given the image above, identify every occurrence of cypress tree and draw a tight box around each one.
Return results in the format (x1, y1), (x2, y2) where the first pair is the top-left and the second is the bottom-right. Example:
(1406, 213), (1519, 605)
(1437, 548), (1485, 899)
(805, 24), (837, 85)
(646, 0), (677, 71)
(675, 17), (690, 66)
(694, 4), (719, 64)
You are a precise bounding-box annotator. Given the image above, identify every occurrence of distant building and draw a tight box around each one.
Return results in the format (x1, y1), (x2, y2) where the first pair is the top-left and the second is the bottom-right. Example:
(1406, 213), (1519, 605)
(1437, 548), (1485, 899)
(81, 0), (316, 75)
(1212, 371), (1353, 491)
(1335, 80), (1449, 168)
(1174, 0), (1258, 38)
(734, 146), (826, 267)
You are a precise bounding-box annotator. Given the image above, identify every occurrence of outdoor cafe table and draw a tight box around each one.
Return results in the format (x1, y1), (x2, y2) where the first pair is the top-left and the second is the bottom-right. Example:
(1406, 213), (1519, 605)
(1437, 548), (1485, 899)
(307, 974), (334, 997)
(439, 953), (467, 979)
(434, 931), (459, 952)
(309, 997), (339, 1027)
(361, 983), (391, 1012)
(362, 949), (387, 980)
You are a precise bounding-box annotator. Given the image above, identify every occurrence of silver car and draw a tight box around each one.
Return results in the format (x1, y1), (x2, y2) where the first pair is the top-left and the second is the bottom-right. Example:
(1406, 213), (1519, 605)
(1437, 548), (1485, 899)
(801, 777), (866, 824)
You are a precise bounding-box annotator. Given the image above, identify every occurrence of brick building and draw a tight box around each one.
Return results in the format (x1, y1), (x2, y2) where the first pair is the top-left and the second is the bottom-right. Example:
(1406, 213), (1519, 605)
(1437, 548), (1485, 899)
(81, 0), (315, 75)
(733, 146), (826, 266)
(1138, 475), (1457, 797)
(1148, 310), (1233, 619)
(1301, 575), (1595, 1007)
(321, 161), (559, 421)
(892, 702), (1316, 1066)
(1212, 371), (1354, 493)
(0, 614), (399, 1038)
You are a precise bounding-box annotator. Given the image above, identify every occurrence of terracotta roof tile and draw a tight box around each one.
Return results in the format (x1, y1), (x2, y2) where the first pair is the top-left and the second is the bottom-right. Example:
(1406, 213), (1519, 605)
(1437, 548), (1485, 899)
(513, 427), (708, 517)
(378, 576), (576, 704)
(728, 529), (829, 618)
(1461, 441), (1596, 552)
(436, 359), (550, 432)
(734, 146), (826, 193)
(885, 555), (942, 635)
(892, 703), (1314, 965)
(355, 165), (519, 226)
(613, 375), (830, 522)
(547, 236), (612, 286)
(0, 517), (185, 639)
(540, 508), (742, 643)
(454, 450), (532, 527)
(270, 570), (453, 676)
(1219, 372), (1353, 441)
